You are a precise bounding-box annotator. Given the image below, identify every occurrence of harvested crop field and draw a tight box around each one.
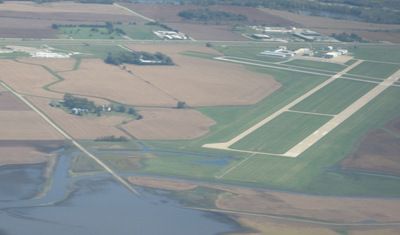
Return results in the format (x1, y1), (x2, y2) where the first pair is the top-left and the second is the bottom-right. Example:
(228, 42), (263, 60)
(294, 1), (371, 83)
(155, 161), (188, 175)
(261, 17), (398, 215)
(0, 111), (63, 140)
(0, 92), (30, 111)
(53, 44), (279, 107)
(55, 59), (177, 107)
(0, 2), (142, 22)
(0, 60), (61, 99)
(18, 58), (76, 73)
(121, 3), (293, 40)
(128, 176), (197, 191)
(0, 2), (131, 14)
(341, 126), (400, 176)
(0, 140), (62, 166)
(261, 8), (400, 43)
(124, 44), (280, 106)
(216, 186), (400, 223)
(28, 97), (129, 140)
(0, 2), (146, 38)
(122, 108), (215, 140)
(0, 18), (56, 38)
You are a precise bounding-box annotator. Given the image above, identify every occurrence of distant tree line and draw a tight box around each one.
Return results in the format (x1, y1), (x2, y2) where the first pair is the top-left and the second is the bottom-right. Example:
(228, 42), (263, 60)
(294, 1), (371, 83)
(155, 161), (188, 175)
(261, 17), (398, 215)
(176, 0), (400, 24)
(105, 51), (174, 66)
(331, 32), (365, 42)
(178, 8), (247, 22)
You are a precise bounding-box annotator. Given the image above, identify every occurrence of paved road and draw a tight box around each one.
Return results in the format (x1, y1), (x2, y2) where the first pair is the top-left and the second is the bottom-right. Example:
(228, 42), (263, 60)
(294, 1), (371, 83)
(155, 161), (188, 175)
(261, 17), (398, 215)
(0, 81), (140, 196)
(203, 60), (363, 157)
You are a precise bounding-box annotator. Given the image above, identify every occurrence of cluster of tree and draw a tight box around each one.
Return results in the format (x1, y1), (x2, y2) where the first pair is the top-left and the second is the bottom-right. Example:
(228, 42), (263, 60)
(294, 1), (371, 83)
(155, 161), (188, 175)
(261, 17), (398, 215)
(105, 51), (174, 66)
(113, 104), (141, 119)
(176, 0), (400, 24)
(63, 93), (96, 112)
(176, 101), (187, 109)
(178, 8), (247, 22)
(95, 135), (129, 142)
(145, 21), (176, 32)
(61, 94), (141, 119)
(331, 32), (364, 42)
(0, 0), (3, 4)
(52, 22), (126, 35)
(52, 23), (107, 30)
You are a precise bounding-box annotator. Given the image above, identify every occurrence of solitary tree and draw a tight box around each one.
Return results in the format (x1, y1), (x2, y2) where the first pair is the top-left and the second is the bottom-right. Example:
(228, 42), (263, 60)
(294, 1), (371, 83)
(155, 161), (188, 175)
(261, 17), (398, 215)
(176, 101), (187, 109)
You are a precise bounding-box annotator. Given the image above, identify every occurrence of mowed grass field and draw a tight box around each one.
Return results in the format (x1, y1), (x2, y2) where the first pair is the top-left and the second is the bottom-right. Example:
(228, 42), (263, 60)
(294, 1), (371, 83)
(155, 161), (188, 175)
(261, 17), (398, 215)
(347, 61), (400, 79)
(58, 24), (164, 40)
(290, 79), (376, 115)
(58, 26), (123, 40)
(283, 59), (346, 72)
(231, 112), (331, 154)
(221, 87), (400, 196)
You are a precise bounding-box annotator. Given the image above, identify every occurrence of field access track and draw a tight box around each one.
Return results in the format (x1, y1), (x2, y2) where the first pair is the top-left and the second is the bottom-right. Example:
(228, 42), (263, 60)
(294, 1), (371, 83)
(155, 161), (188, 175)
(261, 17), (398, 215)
(203, 57), (400, 158)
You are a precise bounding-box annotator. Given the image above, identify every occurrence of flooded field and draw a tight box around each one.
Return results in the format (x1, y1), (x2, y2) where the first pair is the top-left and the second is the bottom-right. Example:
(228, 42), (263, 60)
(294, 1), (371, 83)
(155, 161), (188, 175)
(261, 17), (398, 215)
(0, 153), (239, 235)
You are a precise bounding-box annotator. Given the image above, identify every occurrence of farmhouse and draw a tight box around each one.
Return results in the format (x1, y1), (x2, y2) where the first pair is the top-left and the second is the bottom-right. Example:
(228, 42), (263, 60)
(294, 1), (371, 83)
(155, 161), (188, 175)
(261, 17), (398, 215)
(71, 108), (89, 115)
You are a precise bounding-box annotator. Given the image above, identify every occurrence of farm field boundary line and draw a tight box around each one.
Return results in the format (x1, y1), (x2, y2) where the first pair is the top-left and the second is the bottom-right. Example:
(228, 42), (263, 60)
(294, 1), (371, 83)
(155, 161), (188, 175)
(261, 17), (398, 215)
(203, 60), (363, 157)
(0, 81), (140, 196)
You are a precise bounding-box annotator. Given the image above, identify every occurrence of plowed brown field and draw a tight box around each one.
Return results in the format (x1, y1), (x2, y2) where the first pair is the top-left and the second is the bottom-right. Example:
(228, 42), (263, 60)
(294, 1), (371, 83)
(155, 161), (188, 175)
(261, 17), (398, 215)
(122, 108), (215, 140)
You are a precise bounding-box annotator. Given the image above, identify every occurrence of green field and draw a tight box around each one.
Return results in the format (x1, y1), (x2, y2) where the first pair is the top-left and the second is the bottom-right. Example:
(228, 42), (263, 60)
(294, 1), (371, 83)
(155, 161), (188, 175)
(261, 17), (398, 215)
(347, 61), (400, 79)
(58, 24), (163, 40)
(290, 79), (376, 115)
(58, 26), (123, 40)
(117, 24), (163, 40)
(231, 112), (331, 154)
(352, 44), (400, 63)
(283, 59), (346, 72)
(221, 87), (400, 196)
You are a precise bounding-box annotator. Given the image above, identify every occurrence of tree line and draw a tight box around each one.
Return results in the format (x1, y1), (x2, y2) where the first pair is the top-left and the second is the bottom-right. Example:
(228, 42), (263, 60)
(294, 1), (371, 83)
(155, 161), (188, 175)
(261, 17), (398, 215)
(331, 32), (365, 42)
(105, 51), (174, 66)
(176, 0), (400, 24)
(178, 8), (247, 23)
